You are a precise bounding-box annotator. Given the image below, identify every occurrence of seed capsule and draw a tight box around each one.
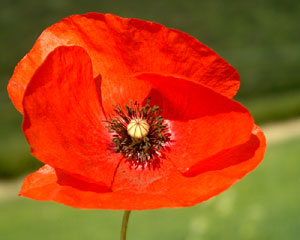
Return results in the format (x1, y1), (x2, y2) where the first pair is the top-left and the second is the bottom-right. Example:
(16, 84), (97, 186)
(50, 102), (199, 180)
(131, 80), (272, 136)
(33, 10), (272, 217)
(127, 118), (150, 140)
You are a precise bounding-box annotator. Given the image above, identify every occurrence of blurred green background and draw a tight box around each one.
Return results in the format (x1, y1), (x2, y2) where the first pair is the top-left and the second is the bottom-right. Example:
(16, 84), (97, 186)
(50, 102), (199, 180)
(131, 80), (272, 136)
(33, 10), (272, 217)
(0, 0), (299, 239)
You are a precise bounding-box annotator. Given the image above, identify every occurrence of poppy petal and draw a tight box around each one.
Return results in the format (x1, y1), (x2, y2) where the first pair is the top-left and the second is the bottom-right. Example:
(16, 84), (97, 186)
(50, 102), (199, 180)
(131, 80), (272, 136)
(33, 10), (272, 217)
(112, 126), (265, 206)
(20, 126), (265, 210)
(19, 165), (178, 209)
(8, 13), (239, 113)
(22, 46), (121, 187)
(99, 75), (152, 118)
(135, 73), (254, 173)
(159, 125), (266, 206)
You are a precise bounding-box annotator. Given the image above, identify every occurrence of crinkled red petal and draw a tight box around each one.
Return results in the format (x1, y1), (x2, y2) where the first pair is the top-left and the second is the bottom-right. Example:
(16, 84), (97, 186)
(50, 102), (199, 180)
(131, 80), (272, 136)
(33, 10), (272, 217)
(22, 46), (121, 187)
(19, 126), (265, 209)
(19, 165), (179, 209)
(8, 12), (240, 113)
(136, 73), (254, 173)
(100, 75), (153, 118)
(159, 126), (266, 206)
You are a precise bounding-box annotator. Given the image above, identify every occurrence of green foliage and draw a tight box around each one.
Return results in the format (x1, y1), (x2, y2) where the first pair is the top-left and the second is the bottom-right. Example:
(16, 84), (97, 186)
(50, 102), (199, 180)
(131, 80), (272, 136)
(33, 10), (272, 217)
(240, 89), (300, 124)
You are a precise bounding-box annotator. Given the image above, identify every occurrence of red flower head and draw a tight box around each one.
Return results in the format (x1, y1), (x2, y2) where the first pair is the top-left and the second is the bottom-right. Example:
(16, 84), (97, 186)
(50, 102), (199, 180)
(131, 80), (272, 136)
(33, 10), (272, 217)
(8, 13), (266, 210)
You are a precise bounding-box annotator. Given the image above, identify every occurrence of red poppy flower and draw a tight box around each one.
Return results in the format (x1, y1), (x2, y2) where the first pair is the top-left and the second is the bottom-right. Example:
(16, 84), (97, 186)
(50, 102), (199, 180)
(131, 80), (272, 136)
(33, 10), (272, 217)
(8, 13), (266, 210)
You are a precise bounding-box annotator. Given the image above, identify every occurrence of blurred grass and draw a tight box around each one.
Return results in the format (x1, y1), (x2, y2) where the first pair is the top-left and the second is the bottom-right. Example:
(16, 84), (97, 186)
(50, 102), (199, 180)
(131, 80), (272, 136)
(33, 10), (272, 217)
(0, 136), (299, 240)
(0, 92), (42, 179)
(239, 89), (300, 124)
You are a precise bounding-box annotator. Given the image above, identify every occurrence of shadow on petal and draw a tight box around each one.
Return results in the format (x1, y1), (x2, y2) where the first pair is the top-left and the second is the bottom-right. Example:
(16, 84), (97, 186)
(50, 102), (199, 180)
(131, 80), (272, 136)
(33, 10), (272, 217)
(138, 73), (249, 122)
(183, 133), (260, 177)
(55, 169), (111, 193)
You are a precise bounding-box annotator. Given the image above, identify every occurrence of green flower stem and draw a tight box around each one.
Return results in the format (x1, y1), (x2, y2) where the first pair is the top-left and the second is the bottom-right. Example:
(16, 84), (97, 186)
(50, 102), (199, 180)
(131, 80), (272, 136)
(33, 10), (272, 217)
(120, 210), (131, 240)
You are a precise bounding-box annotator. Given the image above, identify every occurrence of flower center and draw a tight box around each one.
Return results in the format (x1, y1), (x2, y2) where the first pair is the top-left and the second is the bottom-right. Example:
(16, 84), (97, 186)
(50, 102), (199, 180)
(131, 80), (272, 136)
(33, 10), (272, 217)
(127, 118), (150, 140)
(105, 98), (170, 162)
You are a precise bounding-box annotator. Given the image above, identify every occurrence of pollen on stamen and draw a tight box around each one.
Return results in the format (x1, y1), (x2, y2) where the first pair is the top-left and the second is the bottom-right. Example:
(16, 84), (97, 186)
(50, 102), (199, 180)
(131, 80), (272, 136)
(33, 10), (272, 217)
(105, 98), (171, 163)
